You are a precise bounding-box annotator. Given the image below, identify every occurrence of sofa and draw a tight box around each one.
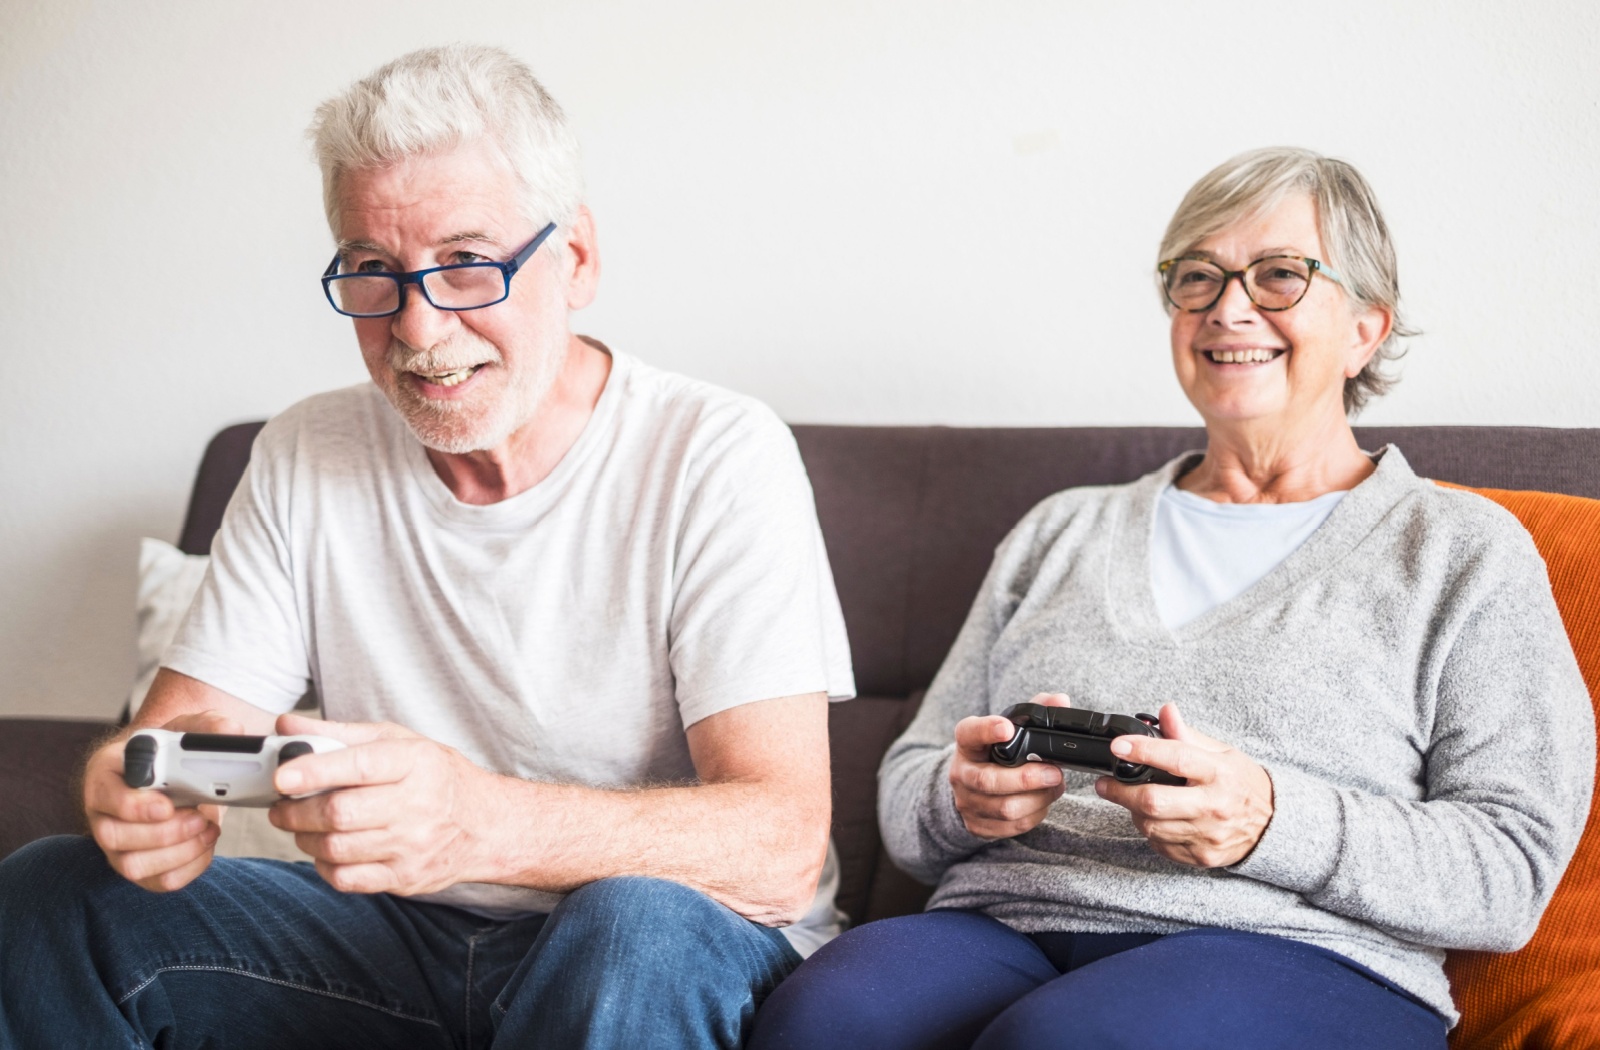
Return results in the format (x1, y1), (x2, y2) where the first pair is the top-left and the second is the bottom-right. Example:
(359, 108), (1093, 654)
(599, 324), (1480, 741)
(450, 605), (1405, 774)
(4, 422), (1598, 1047)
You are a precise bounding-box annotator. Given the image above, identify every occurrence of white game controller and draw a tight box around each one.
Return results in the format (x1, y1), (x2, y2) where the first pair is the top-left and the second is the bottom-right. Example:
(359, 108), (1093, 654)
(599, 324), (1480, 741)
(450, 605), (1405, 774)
(122, 729), (346, 807)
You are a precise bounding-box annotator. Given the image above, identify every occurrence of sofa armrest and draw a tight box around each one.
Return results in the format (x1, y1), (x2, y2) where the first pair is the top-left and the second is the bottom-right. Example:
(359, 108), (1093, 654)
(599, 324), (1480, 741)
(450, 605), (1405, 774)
(0, 719), (116, 861)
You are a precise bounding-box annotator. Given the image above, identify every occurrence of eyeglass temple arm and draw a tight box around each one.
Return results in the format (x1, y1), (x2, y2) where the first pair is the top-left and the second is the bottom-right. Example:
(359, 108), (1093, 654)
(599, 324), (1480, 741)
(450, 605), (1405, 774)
(322, 221), (556, 280)
(505, 222), (559, 275)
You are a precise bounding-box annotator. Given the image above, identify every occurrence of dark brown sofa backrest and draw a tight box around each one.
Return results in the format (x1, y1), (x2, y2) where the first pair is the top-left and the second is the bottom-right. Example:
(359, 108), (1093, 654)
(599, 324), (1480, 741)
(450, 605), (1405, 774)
(795, 426), (1600, 704)
(176, 423), (1600, 924)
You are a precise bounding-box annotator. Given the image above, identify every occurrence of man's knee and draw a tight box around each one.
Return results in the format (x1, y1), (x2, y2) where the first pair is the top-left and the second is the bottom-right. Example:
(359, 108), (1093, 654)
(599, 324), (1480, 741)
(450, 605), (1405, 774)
(0, 835), (126, 961)
(495, 877), (796, 1046)
(0, 835), (116, 911)
(547, 876), (752, 964)
(534, 875), (797, 998)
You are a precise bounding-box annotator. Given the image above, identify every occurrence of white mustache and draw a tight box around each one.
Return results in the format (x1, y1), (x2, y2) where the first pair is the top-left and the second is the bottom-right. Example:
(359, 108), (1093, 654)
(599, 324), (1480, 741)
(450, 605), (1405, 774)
(388, 338), (502, 375)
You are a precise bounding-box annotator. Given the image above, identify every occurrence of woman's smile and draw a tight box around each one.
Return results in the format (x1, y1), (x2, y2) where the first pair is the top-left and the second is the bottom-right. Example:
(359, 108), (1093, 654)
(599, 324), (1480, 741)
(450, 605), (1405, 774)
(1196, 346), (1287, 366)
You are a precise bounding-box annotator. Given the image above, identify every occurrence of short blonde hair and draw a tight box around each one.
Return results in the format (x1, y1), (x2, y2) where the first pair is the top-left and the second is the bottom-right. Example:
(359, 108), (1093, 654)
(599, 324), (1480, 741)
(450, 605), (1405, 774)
(308, 44), (583, 242)
(1158, 147), (1417, 415)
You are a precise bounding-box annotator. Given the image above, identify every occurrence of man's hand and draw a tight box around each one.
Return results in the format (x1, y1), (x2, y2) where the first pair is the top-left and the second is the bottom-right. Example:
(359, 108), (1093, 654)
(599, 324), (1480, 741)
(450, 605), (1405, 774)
(268, 712), (499, 895)
(85, 711), (237, 892)
(950, 692), (1070, 840)
(1094, 703), (1274, 868)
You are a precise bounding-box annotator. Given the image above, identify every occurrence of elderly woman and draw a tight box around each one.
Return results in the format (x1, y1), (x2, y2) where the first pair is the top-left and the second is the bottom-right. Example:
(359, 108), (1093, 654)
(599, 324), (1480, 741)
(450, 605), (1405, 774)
(749, 148), (1594, 1050)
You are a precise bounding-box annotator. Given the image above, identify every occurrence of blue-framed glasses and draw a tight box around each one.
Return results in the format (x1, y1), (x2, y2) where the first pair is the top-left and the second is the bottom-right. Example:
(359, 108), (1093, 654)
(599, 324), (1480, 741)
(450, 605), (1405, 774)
(321, 222), (558, 318)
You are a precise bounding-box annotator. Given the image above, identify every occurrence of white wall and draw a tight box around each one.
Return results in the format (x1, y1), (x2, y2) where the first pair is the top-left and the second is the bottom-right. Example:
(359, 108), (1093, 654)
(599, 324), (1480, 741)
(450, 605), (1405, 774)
(4, 0), (1598, 719)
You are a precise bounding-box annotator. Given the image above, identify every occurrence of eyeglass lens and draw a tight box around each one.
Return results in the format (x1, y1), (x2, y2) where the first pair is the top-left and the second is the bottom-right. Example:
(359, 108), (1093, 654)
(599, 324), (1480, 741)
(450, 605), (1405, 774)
(1164, 257), (1312, 311)
(328, 265), (510, 317)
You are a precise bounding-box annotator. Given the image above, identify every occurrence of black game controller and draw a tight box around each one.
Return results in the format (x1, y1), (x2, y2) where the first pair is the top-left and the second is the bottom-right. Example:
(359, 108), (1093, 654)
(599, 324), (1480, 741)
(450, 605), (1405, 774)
(989, 704), (1187, 786)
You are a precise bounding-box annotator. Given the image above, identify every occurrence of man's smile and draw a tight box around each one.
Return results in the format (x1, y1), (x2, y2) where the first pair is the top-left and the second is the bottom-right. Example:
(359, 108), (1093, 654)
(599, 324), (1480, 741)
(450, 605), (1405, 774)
(409, 363), (486, 390)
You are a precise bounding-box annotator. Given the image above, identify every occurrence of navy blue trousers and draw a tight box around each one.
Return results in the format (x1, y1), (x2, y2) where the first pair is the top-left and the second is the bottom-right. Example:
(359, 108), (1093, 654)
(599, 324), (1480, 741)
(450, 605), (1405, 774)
(748, 910), (1448, 1050)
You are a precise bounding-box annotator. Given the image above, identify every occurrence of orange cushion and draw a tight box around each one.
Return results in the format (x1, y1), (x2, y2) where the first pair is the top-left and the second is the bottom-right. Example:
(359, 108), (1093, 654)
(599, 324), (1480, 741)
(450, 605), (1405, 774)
(1439, 486), (1600, 1049)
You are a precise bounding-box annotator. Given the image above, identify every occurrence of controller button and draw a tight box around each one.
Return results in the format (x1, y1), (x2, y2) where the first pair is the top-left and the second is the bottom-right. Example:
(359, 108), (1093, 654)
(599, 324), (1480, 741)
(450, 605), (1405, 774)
(123, 736), (158, 789)
(278, 741), (314, 766)
(180, 733), (267, 754)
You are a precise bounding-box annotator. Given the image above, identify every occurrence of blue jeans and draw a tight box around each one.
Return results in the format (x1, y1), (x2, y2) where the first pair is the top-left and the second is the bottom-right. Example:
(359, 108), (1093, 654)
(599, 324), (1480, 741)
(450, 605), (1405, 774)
(0, 836), (800, 1049)
(748, 910), (1448, 1050)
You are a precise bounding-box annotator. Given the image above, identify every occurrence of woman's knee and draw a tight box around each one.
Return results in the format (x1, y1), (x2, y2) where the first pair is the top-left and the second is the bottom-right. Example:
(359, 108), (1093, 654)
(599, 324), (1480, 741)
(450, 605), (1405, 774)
(751, 912), (1056, 1050)
(748, 928), (898, 1050)
(972, 931), (1447, 1050)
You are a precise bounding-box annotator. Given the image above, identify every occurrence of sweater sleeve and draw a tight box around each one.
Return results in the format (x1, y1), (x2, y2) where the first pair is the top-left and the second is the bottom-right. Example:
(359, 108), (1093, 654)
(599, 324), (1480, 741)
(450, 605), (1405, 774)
(1232, 531), (1596, 951)
(876, 517), (1043, 884)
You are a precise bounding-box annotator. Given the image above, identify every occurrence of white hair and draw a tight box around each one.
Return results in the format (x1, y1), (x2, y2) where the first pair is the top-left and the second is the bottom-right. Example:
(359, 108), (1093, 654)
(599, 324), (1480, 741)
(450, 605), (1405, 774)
(308, 44), (583, 241)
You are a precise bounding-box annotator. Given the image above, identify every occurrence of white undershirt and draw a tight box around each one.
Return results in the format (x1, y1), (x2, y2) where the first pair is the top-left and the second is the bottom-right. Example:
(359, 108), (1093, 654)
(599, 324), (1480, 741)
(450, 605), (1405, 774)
(1150, 484), (1347, 631)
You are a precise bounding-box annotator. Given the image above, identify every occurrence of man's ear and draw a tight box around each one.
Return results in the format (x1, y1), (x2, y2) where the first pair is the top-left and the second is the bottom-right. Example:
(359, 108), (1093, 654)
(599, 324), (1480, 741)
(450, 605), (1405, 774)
(562, 204), (601, 311)
(1345, 301), (1394, 378)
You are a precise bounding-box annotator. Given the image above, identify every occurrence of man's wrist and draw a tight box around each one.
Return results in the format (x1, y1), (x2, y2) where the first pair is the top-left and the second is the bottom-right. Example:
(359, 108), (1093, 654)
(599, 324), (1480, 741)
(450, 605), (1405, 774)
(459, 770), (544, 886)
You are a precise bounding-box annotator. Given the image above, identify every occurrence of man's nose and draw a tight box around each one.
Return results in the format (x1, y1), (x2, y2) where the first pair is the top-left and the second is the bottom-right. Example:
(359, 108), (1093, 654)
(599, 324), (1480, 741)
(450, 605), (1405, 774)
(390, 285), (456, 349)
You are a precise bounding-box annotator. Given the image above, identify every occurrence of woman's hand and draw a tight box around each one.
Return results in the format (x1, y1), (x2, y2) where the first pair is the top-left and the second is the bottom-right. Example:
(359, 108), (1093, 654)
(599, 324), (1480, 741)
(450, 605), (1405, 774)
(1095, 703), (1274, 868)
(949, 693), (1070, 840)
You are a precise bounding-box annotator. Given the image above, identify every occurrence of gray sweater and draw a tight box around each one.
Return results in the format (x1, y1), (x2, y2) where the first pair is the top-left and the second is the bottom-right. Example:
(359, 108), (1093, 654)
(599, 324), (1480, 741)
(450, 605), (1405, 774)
(878, 448), (1594, 1025)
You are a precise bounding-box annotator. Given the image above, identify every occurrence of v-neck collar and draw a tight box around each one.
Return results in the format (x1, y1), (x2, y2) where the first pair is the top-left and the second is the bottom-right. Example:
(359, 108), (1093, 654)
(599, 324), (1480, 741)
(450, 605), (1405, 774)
(1108, 445), (1421, 647)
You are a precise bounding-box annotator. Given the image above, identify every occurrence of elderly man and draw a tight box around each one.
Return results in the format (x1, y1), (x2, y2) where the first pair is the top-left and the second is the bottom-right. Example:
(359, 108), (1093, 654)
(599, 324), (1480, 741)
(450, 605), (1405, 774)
(0, 45), (852, 1050)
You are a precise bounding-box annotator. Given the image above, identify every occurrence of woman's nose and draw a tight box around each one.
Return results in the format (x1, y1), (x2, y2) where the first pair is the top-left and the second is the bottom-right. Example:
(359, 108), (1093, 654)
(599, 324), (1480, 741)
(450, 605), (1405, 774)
(1208, 272), (1259, 325)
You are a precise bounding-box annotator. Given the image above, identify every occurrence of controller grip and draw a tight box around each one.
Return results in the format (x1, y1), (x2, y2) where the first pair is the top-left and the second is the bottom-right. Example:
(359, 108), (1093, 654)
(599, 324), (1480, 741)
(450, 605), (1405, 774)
(1114, 762), (1187, 787)
(123, 735), (157, 789)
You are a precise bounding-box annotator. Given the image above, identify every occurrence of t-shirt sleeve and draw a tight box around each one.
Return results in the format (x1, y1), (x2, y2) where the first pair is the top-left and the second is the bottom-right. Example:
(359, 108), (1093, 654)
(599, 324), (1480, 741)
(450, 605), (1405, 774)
(162, 420), (312, 715)
(667, 405), (855, 728)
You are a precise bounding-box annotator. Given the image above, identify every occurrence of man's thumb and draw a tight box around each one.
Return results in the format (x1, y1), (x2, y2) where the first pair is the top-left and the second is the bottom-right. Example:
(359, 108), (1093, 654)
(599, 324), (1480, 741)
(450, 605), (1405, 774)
(275, 712), (402, 745)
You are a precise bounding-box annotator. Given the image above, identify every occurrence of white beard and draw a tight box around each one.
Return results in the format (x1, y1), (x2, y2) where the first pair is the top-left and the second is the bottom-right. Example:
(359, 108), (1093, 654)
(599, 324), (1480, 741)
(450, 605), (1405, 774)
(383, 330), (569, 455)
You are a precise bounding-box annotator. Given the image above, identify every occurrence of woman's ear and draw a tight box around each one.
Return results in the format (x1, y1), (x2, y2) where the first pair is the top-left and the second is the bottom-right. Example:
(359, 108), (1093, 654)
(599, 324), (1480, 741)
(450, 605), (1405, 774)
(1346, 302), (1394, 378)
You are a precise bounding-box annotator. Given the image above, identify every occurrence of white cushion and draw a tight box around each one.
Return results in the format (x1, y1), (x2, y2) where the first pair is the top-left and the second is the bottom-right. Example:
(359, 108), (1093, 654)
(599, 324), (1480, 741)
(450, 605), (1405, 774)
(129, 538), (211, 714)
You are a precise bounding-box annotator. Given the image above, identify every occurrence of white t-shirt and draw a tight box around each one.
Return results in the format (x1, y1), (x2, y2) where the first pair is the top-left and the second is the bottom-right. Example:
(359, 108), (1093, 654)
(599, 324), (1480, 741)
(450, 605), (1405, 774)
(166, 349), (856, 956)
(1150, 484), (1346, 631)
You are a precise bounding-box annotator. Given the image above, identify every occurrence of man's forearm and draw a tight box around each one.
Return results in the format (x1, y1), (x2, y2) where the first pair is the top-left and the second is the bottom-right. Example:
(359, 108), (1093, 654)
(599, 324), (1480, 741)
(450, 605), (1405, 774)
(272, 693), (835, 923)
(136, 668), (278, 735)
(469, 773), (830, 927)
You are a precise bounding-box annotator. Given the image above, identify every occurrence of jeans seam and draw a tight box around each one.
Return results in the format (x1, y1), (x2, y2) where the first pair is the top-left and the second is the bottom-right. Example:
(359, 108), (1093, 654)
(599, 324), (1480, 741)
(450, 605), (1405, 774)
(116, 965), (443, 1027)
(465, 928), (485, 1045)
